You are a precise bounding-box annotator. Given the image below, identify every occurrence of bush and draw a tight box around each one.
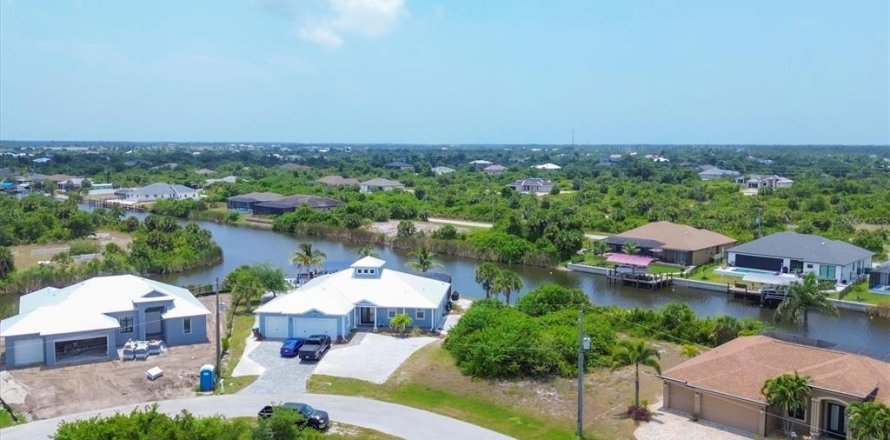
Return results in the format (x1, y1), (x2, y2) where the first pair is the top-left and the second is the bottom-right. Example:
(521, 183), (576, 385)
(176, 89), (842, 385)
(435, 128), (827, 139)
(516, 283), (590, 317)
(397, 221), (416, 238)
(53, 404), (250, 440)
(626, 405), (653, 422)
(68, 239), (99, 256)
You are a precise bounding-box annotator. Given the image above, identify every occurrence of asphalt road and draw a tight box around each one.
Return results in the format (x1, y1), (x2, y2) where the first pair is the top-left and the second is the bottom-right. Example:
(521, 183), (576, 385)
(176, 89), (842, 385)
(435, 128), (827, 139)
(0, 393), (514, 440)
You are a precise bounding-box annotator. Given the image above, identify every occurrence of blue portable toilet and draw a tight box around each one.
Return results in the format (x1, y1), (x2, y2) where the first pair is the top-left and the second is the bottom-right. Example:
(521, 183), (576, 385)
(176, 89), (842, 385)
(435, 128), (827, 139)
(199, 364), (215, 392)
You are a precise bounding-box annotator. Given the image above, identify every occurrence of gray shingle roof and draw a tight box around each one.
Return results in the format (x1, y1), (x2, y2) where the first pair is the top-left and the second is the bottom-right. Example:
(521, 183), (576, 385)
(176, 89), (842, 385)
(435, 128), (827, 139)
(729, 232), (873, 266)
(255, 195), (343, 210)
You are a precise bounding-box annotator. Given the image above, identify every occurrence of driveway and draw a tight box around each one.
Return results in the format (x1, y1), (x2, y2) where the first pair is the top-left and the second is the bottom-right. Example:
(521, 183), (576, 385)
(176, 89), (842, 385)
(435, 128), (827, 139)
(238, 341), (317, 394)
(0, 393), (514, 440)
(635, 406), (754, 440)
(314, 333), (437, 384)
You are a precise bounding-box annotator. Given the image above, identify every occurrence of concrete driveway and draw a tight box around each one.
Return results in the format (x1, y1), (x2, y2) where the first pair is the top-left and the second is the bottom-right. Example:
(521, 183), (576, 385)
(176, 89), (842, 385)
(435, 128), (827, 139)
(314, 333), (437, 384)
(635, 407), (754, 440)
(238, 341), (317, 394)
(0, 393), (514, 440)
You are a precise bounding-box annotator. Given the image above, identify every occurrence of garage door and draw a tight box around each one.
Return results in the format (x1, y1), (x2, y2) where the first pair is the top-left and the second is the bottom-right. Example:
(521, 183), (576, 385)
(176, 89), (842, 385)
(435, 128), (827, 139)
(292, 317), (337, 337)
(701, 393), (762, 434)
(668, 383), (694, 415)
(735, 254), (782, 271)
(13, 337), (44, 366)
(264, 315), (289, 339)
(54, 336), (109, 365)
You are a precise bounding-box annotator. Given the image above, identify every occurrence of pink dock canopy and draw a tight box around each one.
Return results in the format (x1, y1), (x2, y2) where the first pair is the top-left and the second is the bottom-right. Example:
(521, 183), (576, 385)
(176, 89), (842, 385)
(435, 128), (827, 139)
(606, 253), (655, 267)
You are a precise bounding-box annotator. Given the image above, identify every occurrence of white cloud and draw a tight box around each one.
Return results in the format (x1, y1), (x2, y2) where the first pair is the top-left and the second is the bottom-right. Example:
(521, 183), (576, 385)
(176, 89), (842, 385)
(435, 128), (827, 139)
(295, 0), (408, 49)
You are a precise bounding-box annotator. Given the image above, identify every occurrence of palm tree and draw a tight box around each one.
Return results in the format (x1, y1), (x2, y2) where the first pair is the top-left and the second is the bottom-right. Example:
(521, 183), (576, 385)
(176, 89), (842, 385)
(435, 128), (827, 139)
(493, 269), (523, 305)
(389, 313), (413, 335)
(611, 339), (661, 408)
(354, 245), (379, 258)
(761, 372), (812, 435)
(776, 272), (839, 325)
(231, 274), (264, 313)
(407, 247), (440, 272)
(622, 241), (639, 255)
(592, 239), (608, 256)
(290, 243), (326, 278)
(474, 263), (501, 299)
(847, 401), (890, 440)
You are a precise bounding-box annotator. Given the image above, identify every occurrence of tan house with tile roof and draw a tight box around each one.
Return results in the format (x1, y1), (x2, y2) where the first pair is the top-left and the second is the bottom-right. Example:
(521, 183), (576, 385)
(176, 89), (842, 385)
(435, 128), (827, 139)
(660, 335), (890, 439)
(606, 221), (736, 266)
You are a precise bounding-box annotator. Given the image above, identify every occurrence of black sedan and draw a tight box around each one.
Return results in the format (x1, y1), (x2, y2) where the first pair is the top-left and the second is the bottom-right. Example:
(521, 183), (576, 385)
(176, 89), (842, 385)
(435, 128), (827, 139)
(258, 402), (329, 430)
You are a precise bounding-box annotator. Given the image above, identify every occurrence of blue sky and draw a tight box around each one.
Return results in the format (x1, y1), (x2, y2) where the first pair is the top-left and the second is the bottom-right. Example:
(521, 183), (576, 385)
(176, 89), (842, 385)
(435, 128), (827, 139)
(0, 0), (887, 144)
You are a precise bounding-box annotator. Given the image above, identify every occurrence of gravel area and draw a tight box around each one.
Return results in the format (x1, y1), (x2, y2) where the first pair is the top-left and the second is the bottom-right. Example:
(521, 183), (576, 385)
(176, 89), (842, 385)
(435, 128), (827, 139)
(314, 333), (437, 384)
(635, 405), (754, 440)
(238, 341), (317, 394)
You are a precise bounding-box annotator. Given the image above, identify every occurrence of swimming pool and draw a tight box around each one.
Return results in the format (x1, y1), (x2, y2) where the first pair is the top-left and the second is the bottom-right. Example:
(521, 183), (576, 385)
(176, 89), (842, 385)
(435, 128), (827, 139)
(869, 285), (890, 296)
(714, 266), (778, 278)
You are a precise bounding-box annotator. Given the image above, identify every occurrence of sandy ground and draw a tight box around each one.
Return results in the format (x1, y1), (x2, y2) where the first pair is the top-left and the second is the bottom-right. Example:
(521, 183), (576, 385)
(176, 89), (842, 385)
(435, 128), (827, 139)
(9, 231), (132, 270)
(366, 220), (468, 238)
(1, 295), (225, 420)
(314, 333), (437, 384)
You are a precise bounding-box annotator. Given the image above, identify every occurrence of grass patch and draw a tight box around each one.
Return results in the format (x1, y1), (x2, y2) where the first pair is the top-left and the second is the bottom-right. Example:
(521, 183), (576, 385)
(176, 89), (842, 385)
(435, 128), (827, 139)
(227, 418), (398, 439)
(647, 263), (682, 274)
(0, 407), (20, 428)
(308, 343), (588, 440)
(308, 375), (575, 440)
(219, 310), (259, 394)
(834, 281), (890, 305)
(582, 254), (614, 267)
(684, 263), (738, 284)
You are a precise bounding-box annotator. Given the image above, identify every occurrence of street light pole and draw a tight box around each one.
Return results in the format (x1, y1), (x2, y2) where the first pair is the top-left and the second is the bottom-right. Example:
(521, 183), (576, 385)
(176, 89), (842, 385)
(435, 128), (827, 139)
(577, 309), (591, 439)
(215, 278), (221, 387)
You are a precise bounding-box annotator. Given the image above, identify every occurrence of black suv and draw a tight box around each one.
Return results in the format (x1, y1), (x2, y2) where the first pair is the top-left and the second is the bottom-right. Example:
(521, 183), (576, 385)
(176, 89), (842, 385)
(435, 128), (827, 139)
(258, 402), (329, 430)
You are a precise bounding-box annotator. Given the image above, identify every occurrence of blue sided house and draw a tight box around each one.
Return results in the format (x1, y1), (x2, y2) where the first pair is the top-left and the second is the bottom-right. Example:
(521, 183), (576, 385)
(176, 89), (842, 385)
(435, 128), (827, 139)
(0, 275), (210, 368)
(255, 257), (451, 339)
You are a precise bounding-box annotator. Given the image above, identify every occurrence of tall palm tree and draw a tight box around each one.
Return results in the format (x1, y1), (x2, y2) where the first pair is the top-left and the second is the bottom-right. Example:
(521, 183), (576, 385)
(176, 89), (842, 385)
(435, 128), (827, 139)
(761, 372), (812, 435)
(611, 339), (661, 408)
(354, 245), (379, 259)
(493, 269), (523, 305)
(847, 401), (890, 440)
(474, 263), (500, 299)
(776, 272), (839, 325)
(290, 243), (326, 278)
(407, 247), (440, 272)
(622, 241), (639, 255)
(231, 274), (264, 313)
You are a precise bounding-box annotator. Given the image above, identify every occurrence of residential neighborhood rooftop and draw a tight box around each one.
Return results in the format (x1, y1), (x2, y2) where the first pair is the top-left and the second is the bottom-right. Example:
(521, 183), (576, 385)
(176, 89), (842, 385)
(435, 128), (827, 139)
(360, 178), (404, 187)
(661, 335), (890, 405)
(0, 275), (210, 338)
(608, 221), (736, 252)
(227, 192), (285, 203)
(729, 232), (874, 266)
(316, 175), (359, 186)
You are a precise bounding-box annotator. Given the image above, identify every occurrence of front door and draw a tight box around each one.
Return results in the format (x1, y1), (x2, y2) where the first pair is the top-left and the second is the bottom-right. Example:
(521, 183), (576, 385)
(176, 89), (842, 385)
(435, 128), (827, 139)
(823, 402), (847, 439)
(360, 307), (373, 325)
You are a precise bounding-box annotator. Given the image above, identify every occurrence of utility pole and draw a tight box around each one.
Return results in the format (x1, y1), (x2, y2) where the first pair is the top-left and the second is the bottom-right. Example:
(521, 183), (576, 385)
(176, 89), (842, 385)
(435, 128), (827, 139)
(577, 309), (591, 439)
(214, 278), (221, 387)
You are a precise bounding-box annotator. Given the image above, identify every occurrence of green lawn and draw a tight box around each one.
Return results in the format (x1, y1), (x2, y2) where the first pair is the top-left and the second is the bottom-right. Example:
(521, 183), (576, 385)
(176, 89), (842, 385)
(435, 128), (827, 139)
(308, 375), (577, 440)
(684, 263), (739, 285)
(0, 408), (19, 428)
(833, 281), (890, 305)
(219, 309), (259, 394)
(647, 263), (683, 274)
(227, 418), (400, 439)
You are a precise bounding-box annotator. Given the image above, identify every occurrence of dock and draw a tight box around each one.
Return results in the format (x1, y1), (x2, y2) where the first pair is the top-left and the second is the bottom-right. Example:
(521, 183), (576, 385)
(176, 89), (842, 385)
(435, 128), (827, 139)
(606, 270), (673, 290)
(87, 199), (147, 212)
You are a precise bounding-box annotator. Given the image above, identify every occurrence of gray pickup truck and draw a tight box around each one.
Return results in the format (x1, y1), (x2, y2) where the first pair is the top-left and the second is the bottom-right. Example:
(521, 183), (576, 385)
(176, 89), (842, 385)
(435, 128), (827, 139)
(297, 334), (332, 361)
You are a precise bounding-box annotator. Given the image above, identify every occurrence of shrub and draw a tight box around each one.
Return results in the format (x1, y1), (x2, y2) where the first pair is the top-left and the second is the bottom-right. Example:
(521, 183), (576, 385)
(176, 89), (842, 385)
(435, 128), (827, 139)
(627, 405), (653, 422)
(516, 283), (590, 317)
(53, 404), (249, 440)
(397, 220), (417, 238)
(68, 239), (99, 256)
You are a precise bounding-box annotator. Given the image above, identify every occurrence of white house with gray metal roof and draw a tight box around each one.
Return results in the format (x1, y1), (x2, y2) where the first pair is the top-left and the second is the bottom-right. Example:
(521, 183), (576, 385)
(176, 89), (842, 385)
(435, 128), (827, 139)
(727, 232), (873, 284)
(0, 275), (209, 368)
(118, 183), (199, 203)
(254, 257), (451, 340)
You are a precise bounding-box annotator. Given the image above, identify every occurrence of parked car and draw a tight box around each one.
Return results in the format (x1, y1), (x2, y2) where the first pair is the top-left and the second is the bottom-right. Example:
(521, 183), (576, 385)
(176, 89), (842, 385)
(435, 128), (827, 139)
(298, 334), (332, 361)
(258, 402), (329, 430)
(279, 338), (306, 357)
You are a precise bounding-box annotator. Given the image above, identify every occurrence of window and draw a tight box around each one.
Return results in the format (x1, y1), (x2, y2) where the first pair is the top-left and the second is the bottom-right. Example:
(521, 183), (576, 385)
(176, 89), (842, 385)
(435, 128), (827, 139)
(806, 264), (814, 269)
(183, 318), (192, 334)
(819, 265), (837, 280)
(368, 269), (376, 275)
(118, 316), (134, 333)
(787, 407), (806, 421)
(387, 309), (396, 319)
(415, 310), (425, 320)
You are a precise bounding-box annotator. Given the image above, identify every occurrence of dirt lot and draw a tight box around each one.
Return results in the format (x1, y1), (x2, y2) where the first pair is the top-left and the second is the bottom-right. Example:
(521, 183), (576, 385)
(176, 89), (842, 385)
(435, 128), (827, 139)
(9, 231), (132, 270)
(388, 339), (688, 440)
(366, 220), (468, 238)
(2, 295), (226, 421)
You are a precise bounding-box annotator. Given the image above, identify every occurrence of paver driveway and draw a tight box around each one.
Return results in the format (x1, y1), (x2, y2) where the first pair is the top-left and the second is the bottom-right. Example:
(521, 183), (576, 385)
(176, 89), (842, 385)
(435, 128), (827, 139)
(239, 341), (317, 394)
(635, 407), (754, 440)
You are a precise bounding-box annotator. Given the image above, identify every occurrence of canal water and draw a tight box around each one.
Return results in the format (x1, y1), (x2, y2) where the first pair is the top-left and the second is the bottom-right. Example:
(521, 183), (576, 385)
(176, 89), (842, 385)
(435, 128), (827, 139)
(5, 209), (889, 359)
